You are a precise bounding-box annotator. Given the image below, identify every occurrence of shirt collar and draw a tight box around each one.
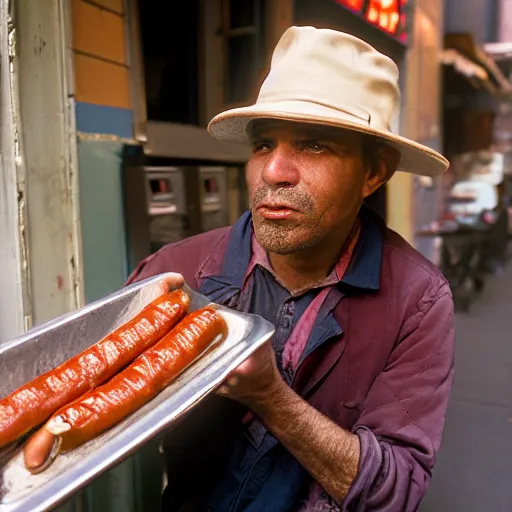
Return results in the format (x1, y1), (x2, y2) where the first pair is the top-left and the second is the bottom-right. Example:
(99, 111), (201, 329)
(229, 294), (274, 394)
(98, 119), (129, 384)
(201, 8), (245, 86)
(244, 218), (362, 295)
(200, 205), (383, 292)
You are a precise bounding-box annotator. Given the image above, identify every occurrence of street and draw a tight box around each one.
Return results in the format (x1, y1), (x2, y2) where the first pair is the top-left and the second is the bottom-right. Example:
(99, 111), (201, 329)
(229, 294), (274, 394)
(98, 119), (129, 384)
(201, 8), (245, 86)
(421, 261), (512, 511)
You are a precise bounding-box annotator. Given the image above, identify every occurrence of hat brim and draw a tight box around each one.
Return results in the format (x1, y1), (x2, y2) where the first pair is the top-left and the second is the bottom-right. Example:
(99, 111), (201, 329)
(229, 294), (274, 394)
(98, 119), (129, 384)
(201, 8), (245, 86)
(208, 101), (449, 177)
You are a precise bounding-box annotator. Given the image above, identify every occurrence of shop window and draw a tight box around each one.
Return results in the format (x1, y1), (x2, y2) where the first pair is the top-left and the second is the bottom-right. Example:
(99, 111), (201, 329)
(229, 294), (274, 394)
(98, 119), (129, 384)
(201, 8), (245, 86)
(139, 1), (199, 124)
(222, 0), (265, 106)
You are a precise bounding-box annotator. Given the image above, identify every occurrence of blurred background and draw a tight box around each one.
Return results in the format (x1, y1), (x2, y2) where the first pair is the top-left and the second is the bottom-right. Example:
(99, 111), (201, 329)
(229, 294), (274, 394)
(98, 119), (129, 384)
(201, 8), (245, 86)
(0, 0), (511, 510)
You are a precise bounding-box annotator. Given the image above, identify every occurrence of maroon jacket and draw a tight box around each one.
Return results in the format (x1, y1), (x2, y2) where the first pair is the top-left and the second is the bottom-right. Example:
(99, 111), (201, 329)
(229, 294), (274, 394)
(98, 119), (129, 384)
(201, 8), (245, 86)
(127, 209), (455, 511)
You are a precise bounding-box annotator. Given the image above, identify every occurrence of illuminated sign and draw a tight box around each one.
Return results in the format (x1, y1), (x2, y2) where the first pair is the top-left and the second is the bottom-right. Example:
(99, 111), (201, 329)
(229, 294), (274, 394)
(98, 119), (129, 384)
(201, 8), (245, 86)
(366, 0), (400, 35)
(334, 0), (409, 44)
(335, 0), (364, 12)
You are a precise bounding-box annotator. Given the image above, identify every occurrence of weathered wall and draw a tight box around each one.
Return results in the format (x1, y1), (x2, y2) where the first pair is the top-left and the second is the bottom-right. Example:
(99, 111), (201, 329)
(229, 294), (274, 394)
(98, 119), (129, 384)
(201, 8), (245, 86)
(77, 140), (128, 303)
(72, 0), (133, 138)
(71, 0), (135, 305)
(70, 2), (147, 511)
(0, 0), (27, 341)
(15, 0), (84, 328)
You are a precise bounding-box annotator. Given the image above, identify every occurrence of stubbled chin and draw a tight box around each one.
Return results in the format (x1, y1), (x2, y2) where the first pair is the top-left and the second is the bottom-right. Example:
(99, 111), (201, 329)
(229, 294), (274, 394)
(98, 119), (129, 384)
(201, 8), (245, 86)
(253, 219), (314, 255)
(253, 216), (297, 235)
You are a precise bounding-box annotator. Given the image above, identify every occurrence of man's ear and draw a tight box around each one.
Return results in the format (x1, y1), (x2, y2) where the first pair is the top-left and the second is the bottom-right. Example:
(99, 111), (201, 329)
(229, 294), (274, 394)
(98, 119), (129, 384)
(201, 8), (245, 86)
(380, 144), (400, 178)
(362, 144), (400, 199)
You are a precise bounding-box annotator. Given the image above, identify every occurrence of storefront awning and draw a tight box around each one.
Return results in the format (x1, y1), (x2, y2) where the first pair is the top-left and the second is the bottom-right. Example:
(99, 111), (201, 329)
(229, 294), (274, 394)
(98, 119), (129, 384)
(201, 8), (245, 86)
(444, 33), (512, 97)
(441, 48), (493, 92)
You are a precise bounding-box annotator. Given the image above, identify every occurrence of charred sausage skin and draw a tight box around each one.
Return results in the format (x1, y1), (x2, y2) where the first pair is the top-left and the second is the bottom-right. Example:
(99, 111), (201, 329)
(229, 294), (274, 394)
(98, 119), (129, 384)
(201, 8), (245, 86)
(0, 289), (190, 448)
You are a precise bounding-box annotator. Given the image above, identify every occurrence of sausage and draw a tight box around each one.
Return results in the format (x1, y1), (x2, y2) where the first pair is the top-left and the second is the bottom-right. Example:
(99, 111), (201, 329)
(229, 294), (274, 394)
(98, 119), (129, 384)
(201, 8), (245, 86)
(23, 428), (60, 473)
(24, 307), (227, 472)
(2, 289), (190, 449)
(0, 289), (190, 449)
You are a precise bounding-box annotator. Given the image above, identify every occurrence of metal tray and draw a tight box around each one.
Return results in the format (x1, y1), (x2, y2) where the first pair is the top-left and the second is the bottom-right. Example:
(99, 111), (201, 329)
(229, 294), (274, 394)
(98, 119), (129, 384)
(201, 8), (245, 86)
(0, 274), (275, 512)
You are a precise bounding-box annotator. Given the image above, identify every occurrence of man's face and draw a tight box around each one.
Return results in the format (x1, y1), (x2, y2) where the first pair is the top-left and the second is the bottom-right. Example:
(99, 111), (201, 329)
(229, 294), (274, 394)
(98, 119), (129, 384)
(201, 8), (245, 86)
(246, 119), (386, 255)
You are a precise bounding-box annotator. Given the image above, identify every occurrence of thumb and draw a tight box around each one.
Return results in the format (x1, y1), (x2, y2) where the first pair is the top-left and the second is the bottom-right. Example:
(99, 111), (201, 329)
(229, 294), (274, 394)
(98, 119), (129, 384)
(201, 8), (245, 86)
(162, 272), (185, 291)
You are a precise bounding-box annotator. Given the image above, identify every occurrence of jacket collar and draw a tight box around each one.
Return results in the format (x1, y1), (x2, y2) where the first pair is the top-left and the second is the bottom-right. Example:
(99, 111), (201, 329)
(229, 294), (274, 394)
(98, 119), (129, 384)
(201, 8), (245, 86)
(341, 206), (382, 291)
(199, 206), (383, 297)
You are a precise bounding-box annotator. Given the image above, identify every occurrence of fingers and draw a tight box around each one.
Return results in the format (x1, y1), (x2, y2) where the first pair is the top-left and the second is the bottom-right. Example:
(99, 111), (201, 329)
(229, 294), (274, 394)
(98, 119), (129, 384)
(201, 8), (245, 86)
(162, 273), (185, 292)
(216, 375), (239, 396)
(226, 375), (239, 386)
(217, 385), (229, 396)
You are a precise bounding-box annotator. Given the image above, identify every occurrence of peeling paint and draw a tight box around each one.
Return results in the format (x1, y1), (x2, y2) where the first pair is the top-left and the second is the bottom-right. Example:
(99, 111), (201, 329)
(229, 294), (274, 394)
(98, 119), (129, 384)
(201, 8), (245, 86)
(7, 5), (33, 329)
(70, 253), (81, 305)
(9, 0), (86, 325)
(8, 15), (21, 167)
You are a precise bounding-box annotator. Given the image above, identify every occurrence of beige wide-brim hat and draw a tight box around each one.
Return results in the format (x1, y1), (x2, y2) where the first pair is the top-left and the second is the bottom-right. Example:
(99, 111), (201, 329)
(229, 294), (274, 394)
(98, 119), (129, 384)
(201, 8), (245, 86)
(208, 26), (449, 177)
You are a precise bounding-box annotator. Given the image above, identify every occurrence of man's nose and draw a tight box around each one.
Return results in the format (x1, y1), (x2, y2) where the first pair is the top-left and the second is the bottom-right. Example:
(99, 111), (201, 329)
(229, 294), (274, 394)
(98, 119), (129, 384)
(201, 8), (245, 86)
(261, 145), (300, 188)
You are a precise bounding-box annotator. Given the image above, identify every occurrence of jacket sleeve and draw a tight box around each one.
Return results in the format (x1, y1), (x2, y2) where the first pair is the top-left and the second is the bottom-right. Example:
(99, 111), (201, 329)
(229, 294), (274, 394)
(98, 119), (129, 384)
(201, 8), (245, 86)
(343, 284), (455, 511)
(124, 240), (200, 287)
(125, 252), (161, 285)
(125, 229), (231, 288)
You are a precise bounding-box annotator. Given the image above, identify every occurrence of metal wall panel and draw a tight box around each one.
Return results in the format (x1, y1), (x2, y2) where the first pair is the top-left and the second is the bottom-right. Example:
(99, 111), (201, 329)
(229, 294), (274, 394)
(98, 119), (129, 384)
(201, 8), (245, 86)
(15, 0), (84, 326)
(0, 0), (27, 341)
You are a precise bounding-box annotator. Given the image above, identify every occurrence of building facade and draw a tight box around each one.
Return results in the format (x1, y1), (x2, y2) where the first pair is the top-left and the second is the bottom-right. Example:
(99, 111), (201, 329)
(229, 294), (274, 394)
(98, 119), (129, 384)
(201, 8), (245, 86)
(0, 1), (447, 510)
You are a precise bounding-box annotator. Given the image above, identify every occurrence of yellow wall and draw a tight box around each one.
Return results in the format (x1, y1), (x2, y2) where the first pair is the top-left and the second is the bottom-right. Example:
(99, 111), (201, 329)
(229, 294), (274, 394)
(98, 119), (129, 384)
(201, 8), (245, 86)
(72, 0), (131, 109)
(387, 172), (414, 243)
(387, 0), (444, 245)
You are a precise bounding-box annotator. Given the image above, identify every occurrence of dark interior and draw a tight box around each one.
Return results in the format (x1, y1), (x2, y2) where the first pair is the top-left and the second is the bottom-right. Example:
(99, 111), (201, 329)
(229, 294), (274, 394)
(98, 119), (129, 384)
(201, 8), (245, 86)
(139, 1), (200, 124)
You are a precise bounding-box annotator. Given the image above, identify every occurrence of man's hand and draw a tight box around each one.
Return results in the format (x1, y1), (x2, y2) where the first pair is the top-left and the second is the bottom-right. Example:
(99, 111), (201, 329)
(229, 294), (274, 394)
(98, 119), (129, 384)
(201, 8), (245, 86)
(217, 340), (284, 409)
(216, 340), (360, 504)
(162, 272), (185, 292)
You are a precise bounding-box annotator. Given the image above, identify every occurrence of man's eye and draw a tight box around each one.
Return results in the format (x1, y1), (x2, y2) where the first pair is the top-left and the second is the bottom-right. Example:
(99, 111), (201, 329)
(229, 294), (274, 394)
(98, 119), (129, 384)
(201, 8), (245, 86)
(253, 142), (272, 153)
(300, 142), (326, 153)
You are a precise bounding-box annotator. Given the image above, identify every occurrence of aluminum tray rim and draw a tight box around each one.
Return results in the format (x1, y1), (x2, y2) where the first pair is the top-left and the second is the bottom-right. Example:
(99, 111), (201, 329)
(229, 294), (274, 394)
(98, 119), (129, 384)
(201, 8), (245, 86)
(0, 274), (275, 512)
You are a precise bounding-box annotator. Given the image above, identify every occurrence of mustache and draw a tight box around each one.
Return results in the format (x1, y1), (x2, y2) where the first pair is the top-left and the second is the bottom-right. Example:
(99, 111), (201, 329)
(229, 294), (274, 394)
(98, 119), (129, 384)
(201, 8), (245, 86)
(250, 186), (314, 211)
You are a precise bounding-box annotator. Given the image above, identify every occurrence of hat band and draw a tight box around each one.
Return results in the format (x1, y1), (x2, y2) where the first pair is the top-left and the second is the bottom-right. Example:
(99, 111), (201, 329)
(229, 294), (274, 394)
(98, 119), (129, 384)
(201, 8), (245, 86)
(257, 94), (373, 126)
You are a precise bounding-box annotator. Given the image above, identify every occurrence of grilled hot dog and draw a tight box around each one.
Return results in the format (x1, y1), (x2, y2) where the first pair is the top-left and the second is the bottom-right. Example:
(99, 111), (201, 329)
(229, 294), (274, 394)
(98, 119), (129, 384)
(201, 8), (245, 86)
(0, 289), (190, 449)
(24, 307), (227, 473)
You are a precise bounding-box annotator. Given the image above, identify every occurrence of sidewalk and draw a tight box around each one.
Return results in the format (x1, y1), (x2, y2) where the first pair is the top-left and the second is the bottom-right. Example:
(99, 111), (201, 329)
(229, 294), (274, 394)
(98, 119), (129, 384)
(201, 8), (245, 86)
(421, 262), (512, 511)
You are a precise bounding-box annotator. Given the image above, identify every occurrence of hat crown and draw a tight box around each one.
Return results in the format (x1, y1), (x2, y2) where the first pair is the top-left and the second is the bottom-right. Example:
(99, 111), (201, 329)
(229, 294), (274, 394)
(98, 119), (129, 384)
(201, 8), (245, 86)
(258, 26), (401, 132)
(207, 26), (449, 177)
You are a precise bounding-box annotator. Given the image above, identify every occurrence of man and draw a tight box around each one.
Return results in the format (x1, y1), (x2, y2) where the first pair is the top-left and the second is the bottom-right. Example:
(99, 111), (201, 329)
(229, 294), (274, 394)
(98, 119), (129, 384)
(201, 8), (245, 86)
(127, 27), (455, 511)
